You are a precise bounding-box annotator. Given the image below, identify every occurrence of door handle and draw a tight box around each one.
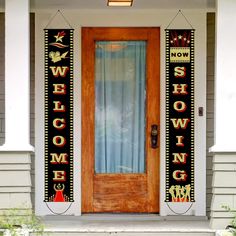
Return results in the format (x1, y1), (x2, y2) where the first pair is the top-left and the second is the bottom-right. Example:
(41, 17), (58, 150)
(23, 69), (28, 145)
(151, 124), (158, 149)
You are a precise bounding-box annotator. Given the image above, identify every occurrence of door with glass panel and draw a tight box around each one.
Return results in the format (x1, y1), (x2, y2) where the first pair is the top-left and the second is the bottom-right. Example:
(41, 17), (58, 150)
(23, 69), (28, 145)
(82, 27), (160, 213)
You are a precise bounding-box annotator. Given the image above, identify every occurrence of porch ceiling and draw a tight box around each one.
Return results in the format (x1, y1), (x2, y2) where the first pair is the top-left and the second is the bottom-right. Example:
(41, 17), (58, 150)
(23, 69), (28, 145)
(30, 0), (215, 10)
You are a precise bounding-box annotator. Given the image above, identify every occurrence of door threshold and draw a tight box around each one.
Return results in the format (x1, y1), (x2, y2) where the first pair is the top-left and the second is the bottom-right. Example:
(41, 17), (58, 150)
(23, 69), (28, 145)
(43, 214), (208, 222)
(81, 214), (208, 221)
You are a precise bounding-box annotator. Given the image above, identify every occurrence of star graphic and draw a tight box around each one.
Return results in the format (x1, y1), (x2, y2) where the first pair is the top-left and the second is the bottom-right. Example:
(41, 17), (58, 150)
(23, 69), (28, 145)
(54, 31), (66, 42)
(178, 35), (183, 40)
(54, 34), (63, 42)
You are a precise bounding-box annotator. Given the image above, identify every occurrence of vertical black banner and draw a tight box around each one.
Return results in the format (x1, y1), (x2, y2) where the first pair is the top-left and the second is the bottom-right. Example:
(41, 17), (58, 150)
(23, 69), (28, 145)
(44, 29), (74, 202)
(165, 30), (195, 202)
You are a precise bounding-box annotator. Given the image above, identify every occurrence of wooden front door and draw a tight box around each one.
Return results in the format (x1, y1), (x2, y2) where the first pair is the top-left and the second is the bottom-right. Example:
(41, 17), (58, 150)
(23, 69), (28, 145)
(82, 27), (160, 213)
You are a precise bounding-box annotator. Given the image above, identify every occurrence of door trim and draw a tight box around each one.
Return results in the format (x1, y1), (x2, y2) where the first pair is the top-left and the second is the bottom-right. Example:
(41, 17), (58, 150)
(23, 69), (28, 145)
(82, 27), (160, 213)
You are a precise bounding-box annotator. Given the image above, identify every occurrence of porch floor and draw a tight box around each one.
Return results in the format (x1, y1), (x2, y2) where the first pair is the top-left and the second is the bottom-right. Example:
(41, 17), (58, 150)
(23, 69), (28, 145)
(42, 215), (215, 234)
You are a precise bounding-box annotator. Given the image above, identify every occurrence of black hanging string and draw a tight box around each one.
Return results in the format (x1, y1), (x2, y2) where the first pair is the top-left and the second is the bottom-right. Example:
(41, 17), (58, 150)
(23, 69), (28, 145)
(44, 10), (73, 29)
(166, 10), (194, 30)
(166, 202), (194, 215)
(45, 202), (73, 215)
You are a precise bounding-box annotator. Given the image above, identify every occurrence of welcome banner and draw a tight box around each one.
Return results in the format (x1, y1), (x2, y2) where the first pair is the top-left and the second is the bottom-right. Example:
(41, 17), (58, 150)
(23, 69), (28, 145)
(44, 29), (74, 202)
(165, 29), (195, 202)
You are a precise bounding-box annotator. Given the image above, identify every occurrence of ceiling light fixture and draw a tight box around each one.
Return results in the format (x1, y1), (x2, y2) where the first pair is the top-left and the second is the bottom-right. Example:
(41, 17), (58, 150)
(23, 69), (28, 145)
(107, 0), (133, 7)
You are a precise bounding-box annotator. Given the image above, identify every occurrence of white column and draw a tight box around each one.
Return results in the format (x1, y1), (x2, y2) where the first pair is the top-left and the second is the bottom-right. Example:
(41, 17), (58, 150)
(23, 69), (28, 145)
(210, 0), (236, 229)
(211, 0), (236, 152)
(0, 0), (33, 151)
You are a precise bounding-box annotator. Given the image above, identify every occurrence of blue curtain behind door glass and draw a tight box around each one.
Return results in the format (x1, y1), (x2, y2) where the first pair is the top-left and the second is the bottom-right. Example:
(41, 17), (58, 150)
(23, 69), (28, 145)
(95, 41), (146, 173)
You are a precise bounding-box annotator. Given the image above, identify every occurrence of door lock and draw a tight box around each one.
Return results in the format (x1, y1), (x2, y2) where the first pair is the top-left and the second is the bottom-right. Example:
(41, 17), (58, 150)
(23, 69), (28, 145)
(151, 124), (158, 149)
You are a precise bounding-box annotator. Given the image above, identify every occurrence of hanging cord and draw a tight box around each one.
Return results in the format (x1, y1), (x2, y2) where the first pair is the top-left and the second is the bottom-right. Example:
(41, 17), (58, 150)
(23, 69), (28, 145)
(44, 10), (73, 29)
(45, 202), (73, 215)
(166, 10), (194, 30)
(166, 202), (194, 215)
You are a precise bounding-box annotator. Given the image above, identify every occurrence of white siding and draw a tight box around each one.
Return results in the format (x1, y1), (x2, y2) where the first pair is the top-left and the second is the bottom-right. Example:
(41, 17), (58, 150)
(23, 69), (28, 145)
(0, 13), (4, 146)
(206, 13), (215, 217)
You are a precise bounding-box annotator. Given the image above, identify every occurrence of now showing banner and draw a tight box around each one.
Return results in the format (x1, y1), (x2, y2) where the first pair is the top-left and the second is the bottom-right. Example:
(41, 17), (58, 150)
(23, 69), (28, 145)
(44, 29), (74, 202)
(165, 29), (195, 202)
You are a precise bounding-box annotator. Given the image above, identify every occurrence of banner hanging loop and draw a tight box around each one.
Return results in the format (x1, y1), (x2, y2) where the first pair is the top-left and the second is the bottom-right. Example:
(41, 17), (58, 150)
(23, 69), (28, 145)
(44, 9), (73, 30)
(165, 9), (194, 30)
(166, 202), (194, 215)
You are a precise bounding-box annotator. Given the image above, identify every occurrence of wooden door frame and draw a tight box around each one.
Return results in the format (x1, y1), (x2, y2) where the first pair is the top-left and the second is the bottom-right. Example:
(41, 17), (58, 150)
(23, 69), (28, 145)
(82, 27), (160, 213)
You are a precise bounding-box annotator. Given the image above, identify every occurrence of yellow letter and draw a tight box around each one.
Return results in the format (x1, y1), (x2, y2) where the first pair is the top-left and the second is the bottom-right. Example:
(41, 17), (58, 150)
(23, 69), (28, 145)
(53, 84), (66, 95)
(50, 66), (69, 77)
(50, 153), (68, 164)
(176, 136), (184, 147)
(53, 101), (65, 112)
(53, 171), (66, 181)
(172, 84), (188, 95)
(172, 170), (187, 181)
(174, 66), (186, 78)
(53, 136), (66, 147)
(172, 153), (188, 164)
(173, 101), (187, 112)
(171, 118), (190, 129)
(53, 118), (66, 130)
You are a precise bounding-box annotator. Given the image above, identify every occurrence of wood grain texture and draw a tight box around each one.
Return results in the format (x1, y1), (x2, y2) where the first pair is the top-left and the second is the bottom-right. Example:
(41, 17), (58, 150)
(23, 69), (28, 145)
(82, 27), (160, 213)
(94, 174), (147, 212)
(82, 28), (95, 212)
(146, 28), (160, 212)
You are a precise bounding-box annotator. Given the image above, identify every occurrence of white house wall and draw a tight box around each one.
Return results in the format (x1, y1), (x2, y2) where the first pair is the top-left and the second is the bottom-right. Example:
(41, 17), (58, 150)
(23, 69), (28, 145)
(0, 13), (4, 147)
(206, 13), (215, 216)
(210, 0), (236, 229)
(34, 9), (207, 216)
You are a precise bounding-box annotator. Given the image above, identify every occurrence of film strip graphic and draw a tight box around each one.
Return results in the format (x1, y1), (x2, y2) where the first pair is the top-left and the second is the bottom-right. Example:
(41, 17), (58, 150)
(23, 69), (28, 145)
(165, 29), (195, 202)
(44, 29), (74, 202)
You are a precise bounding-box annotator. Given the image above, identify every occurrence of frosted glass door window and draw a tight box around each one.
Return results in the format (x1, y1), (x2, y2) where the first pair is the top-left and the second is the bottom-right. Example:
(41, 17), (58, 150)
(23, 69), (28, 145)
(95, 41), (147, 173)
